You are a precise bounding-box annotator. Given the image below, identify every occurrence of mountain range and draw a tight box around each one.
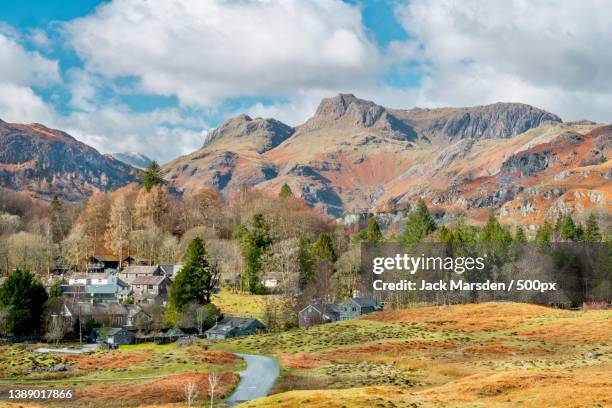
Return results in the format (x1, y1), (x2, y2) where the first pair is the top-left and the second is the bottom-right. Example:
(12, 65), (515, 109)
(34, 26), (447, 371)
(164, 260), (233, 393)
(1, 94), (610, 224)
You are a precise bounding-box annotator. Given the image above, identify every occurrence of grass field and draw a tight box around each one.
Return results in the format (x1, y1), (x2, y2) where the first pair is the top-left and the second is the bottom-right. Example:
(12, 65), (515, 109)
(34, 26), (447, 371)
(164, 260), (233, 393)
(0, 342), (243, 407)
(211, 289), (272, 320)
(224, 303), (611, 408)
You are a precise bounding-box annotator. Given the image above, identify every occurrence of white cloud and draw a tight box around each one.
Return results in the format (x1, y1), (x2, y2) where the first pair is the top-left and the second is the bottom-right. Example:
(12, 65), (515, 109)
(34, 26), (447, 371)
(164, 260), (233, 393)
(0, 82), (56, 124)
(65, 0), (380, 107)
(0, 31), (59, 87)
(394, 0), (612, 122)
(61, 106), (208, 163)
(0, 30), (59, 124)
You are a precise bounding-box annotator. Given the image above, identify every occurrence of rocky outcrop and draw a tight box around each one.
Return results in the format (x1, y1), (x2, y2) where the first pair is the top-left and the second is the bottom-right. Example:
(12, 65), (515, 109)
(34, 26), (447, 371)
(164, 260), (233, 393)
(397, 102), (562, 143)
(0, 121), (140, 201)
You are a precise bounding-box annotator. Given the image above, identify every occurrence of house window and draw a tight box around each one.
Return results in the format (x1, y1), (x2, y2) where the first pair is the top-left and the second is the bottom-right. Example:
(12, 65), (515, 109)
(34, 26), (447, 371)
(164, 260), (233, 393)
(148, 285), (153, 290)
(352, 307), (356, 312)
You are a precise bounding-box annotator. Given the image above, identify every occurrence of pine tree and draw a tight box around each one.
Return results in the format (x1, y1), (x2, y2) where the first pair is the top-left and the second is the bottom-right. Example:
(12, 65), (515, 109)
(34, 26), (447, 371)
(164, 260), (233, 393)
(142, 161), (163, 191)
(168, 238), (215, 316)
(356, 217), (384, 243)
(311, 232), (337, 263)
(0, 268), (48, 335)
(401, 199), (436, 244)
(297, 237), (314, 289)
(278, 183), (293, 199)
(583, 214), (602, 242)
(514, 225), (528, 242)
(237, 214), (272, 294)
(480, 212), (513, 243)
(560, 214), (578, 241)
(535, 221), (553, 246)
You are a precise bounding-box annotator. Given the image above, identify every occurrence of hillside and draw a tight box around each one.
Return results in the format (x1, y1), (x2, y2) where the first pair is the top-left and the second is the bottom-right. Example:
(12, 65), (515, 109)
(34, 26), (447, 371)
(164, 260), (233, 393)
(162, 94), (610, 223)
(220, 303), (611, 408)
(0, 119), (140, 202)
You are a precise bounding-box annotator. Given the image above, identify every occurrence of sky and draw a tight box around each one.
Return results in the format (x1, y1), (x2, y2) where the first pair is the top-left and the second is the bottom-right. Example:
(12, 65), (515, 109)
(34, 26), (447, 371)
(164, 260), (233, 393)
(1, 0), (611, 163)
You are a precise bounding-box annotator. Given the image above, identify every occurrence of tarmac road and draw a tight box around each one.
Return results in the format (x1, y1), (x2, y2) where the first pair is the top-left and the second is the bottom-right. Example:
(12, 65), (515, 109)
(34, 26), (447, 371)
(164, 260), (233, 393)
(226, 353), (280, 405)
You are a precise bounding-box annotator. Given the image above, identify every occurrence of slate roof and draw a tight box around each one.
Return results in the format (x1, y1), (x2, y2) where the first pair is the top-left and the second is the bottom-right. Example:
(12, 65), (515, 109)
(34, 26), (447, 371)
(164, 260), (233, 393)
(131, 275), (167, 285)
(349, 297), (380, 308)
(107, 328), (125, 336)
(122, 265), (161, 275)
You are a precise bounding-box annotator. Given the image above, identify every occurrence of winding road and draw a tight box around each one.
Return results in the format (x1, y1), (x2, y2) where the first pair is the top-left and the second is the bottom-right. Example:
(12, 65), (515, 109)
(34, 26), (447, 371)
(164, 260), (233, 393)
(226, 353), (279, 405)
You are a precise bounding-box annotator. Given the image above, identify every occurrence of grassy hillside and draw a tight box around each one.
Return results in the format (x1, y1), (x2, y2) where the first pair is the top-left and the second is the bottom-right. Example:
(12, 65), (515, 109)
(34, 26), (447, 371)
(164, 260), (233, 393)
(226, 303), (611, 408)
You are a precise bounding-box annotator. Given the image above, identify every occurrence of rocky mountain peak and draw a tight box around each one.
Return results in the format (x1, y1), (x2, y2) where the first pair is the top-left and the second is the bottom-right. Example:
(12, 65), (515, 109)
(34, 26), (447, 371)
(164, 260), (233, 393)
(303, 93), (388, 130)
(203, 114), (294, 153)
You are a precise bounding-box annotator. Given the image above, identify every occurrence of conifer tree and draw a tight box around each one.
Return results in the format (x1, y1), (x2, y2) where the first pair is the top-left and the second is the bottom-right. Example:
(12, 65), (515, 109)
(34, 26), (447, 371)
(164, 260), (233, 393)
(514, 225), (528, 243)
(311, 232), (337, 263)
(401, 199), (436, 244)
(356, 217), (384, 243)
(583, 214), (602, 243)
(142, 161), (163, 191)
(168, 238), (217, 317)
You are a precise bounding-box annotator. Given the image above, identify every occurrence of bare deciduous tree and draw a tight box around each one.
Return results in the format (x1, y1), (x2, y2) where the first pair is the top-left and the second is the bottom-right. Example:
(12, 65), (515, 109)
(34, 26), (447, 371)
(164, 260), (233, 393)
(208, 371), (220, 408)
(183, 380), (198, 407)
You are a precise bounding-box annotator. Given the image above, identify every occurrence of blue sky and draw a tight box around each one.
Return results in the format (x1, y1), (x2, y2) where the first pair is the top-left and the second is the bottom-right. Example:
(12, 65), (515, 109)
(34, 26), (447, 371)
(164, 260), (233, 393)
(0, 0), (610, 162)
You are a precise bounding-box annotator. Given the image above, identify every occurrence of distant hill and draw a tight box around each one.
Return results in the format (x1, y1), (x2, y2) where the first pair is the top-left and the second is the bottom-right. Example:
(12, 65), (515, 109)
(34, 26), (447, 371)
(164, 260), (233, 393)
(0, 119), (140, 202)
(163, 94), (610, 223)
(111, 152), (153, 169)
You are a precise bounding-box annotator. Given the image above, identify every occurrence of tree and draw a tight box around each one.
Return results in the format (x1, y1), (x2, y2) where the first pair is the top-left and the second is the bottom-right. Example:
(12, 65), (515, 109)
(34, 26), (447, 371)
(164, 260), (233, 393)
(278, 183), (293, 199)
(104, 195), (130, 269)
(0, 268), (48, 335)
(480, 212), (513, 243)
(560, 214), (579, 241)
(45, 314), (67, 344)
(238, 214), (272, 294)
(50, 196), (67, 244)
(208, 372), (220, 408)
(63, 224), (89, 270)
(355, 217), (384, 243)
(535, 221), (553, 246)
(584, 214), (602, 243)
(297, 237), (314, 289)
(401, 199), (436, 243)
(142, 161), (164, 191)
(514, 225), (528, 243)
(168, 238), (219, 323)
(311, 232), (337, 263)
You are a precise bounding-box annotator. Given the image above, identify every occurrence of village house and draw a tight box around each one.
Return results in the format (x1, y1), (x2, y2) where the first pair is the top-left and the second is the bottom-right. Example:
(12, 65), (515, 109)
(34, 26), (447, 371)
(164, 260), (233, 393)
(338, 297), (382, 320)
(63, 273), (129, 303)
(205, 317), (266, 340)
(131, 275), (172, 305)
(124, 305), (152, 330)
(99, 328), (135, 346)
(87, 254), (137, 273)
(298, 297), (382, 328)
(119, 265), (164, 285)
(62, 302), (129, 328)
(298, 303), (341, 329)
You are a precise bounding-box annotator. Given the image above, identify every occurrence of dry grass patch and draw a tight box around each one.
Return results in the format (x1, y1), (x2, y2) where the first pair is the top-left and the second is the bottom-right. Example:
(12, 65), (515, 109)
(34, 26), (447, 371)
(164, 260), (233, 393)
(362, 303), (566, 331)
(75, 371), (237, 406)
(417, 366), (611, 408)
(518, 313), (612, 345)
(238, 385), (421, 408)
(64, 350), (153, 371)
